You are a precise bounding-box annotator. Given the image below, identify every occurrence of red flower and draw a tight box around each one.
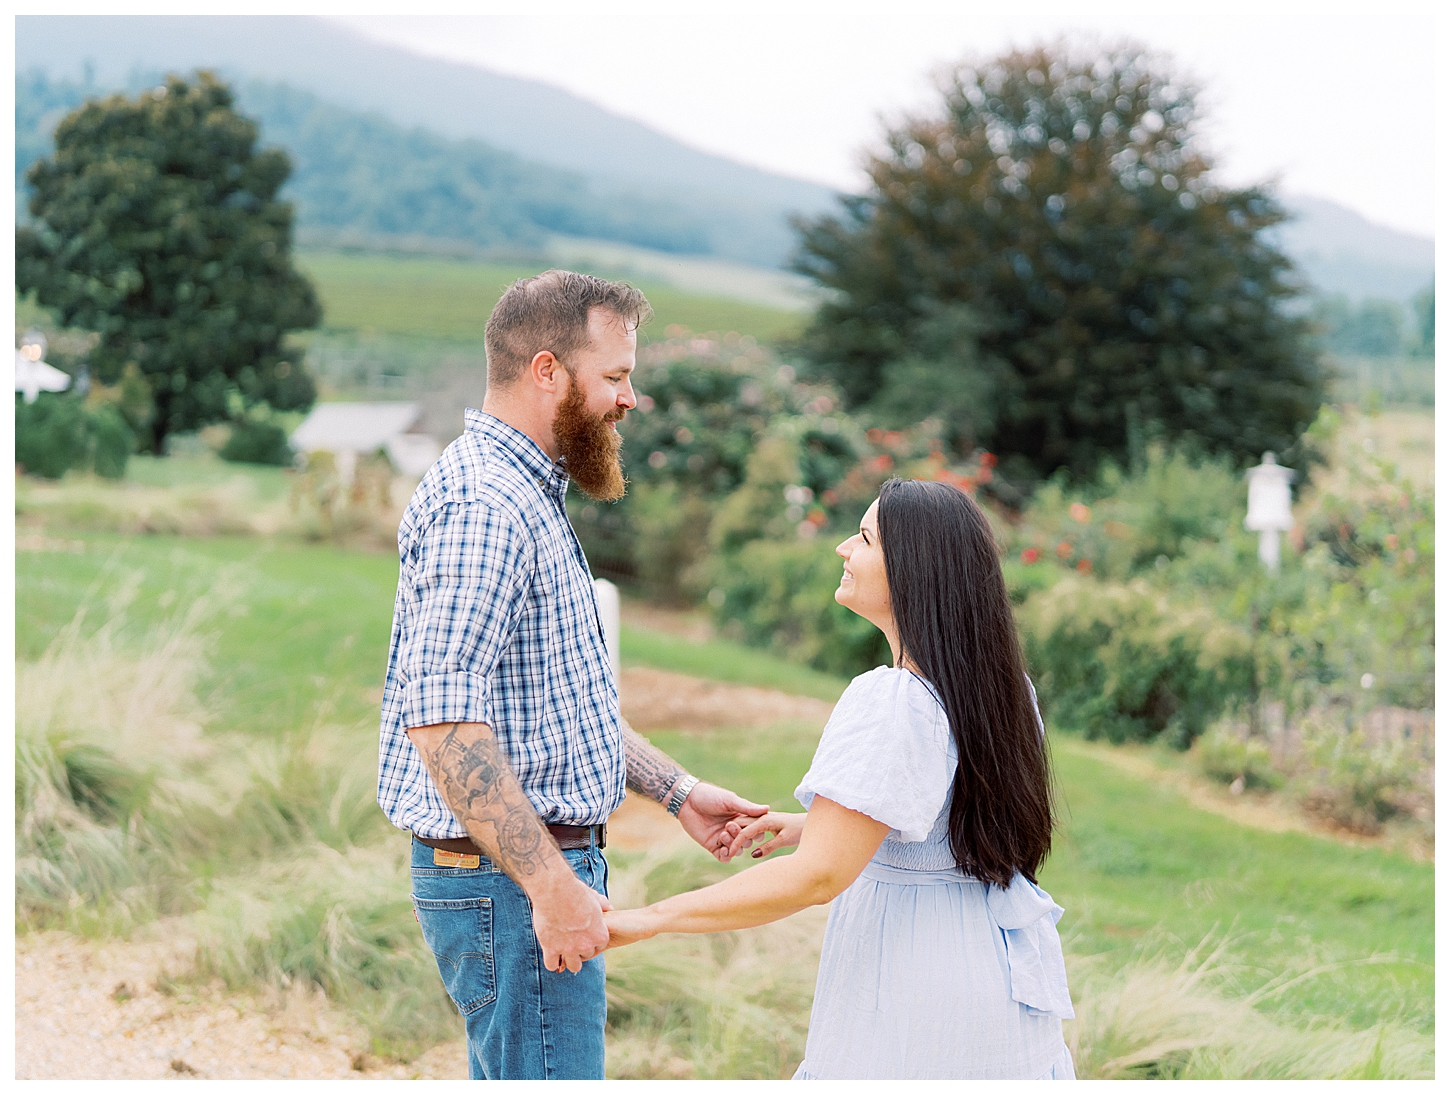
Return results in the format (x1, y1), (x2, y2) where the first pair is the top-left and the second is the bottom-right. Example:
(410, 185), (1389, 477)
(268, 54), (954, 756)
(979, 452), (998, 467)
(1056, 541), (1074, 559)
(1076, 558), (1093, 575)
(1021, 548), (1041, 564)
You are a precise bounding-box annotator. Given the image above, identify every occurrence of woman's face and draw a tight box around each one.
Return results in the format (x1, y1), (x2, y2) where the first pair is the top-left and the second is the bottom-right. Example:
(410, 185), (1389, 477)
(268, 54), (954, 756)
(835, 498), (891, 625)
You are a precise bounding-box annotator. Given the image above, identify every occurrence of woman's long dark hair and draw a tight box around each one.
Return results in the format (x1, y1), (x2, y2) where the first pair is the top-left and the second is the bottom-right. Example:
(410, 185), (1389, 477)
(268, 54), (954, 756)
(877, 478), (1055, 887)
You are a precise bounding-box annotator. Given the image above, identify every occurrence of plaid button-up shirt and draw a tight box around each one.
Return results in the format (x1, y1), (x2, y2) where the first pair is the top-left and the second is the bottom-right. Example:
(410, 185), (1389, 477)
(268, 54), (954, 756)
(377, 410), (625, 839)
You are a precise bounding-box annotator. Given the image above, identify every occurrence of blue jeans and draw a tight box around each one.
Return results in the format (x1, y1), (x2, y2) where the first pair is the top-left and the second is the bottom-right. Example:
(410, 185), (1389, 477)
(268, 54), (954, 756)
(410, 837), (610, 1080)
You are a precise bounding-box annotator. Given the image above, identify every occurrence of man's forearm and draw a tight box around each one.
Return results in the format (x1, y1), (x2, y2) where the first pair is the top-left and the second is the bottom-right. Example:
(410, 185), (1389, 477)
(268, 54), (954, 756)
(623, 724), (689, 804)
(407, 721), (569, 890)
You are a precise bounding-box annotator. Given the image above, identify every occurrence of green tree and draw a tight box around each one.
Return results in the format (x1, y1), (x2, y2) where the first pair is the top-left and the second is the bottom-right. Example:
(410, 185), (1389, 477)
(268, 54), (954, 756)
(1410, 282), (1434, 359)
(16, 71), (321, 453)
(792, 44), (1326, 483)
(1312, 294), (1405, 357)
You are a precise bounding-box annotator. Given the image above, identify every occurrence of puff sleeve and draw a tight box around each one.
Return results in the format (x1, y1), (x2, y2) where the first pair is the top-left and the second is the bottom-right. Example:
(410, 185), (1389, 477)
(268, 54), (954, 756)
(794, 668), (957, 843)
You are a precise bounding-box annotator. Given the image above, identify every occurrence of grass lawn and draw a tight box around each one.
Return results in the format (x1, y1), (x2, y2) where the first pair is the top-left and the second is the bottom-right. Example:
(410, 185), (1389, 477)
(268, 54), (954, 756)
(295, 250), (805, 346)
(16, 532), (1433, 1047)
(17, 533), (397, 743)
(621, 623), (848, 704)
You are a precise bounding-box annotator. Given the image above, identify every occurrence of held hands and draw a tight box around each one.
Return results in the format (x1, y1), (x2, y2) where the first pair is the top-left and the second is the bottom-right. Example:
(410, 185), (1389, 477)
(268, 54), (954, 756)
(603, 907), (655, 950)
(724, 811), (806, 860)
(676, 781), (768, 862)
(532, 877), (613, 974)
(605, 809), (809, 953)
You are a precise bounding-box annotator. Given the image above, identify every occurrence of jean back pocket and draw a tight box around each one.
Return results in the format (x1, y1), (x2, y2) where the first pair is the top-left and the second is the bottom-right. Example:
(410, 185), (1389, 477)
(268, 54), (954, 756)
(412, 896), (497, 1015)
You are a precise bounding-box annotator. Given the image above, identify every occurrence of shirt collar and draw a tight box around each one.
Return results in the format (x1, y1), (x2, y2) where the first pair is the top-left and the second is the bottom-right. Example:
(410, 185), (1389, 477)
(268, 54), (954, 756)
(465, 409), (570, 500)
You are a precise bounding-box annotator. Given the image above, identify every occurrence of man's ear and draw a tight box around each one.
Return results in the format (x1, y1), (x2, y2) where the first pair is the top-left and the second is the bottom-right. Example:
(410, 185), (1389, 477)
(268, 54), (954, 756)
(528, 350), (564, 394)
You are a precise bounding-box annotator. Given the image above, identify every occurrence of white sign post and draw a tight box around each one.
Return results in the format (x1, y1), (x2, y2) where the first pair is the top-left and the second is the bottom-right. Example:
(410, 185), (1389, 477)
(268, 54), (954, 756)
(593, 578), (621, 691)
(1244, 452), (1296, 574)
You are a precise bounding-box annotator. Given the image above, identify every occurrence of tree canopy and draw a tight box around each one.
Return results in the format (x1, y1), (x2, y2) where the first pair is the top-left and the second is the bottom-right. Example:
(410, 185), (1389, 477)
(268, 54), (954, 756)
(791, 45), (1327, 483)
(17, 71), (321, 452)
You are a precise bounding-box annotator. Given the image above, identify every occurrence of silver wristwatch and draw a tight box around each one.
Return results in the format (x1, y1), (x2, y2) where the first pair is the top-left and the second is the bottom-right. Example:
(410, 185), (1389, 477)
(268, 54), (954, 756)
(665, 774), (700, 817)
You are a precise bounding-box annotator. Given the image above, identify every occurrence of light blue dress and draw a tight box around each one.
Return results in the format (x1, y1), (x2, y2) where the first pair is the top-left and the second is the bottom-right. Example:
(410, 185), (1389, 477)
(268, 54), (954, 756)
(792, 667), (1076, 1080)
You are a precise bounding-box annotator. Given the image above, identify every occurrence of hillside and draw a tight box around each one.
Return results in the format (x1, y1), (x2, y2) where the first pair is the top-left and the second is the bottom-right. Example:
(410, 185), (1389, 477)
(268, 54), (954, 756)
(17, 71), (716, 258)
(14, 14), (838, 267)
(14, 14), (1433, 299)
(1274, 195), (1435, 303)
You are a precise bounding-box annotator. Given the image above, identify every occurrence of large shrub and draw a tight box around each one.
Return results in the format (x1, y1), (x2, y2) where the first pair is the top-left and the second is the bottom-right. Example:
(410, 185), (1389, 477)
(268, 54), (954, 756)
(712, 538), (890, 679)
(15, 393), (87, 478)
(220, 418), (293, 466)
(1018, 576), (1255, 747)
(571, 332), (855, 596)
(15, 393), (134, 480)
(1010, 445), (1247, 581)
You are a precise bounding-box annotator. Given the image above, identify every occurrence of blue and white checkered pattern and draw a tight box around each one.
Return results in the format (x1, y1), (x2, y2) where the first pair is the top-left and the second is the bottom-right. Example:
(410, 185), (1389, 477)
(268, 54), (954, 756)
(377, 410), (626, 838)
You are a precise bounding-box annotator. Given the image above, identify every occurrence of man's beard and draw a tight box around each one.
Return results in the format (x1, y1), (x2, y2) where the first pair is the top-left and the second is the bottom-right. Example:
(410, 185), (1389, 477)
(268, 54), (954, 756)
(552, 373), (627, 502)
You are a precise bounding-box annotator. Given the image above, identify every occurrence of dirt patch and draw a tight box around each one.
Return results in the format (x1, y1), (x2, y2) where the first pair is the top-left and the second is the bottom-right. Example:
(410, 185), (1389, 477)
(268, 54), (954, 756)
(15, 930), (468, 1081)
(620, 597), (715, 643)
(620, 666), (835, 733)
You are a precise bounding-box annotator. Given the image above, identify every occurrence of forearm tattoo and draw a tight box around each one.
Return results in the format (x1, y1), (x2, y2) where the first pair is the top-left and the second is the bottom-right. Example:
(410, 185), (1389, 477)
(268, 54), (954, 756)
(624, 725), (688, 804)
(417, 723), (555, 879)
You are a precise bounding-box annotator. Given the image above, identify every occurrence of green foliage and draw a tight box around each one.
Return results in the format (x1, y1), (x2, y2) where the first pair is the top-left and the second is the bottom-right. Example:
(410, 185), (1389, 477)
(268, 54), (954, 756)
(712, 538), (891, 678)
(295, 251), (804, 346)
(1409, 282), (1433, 358)
(792, 44), (1325, 483)
(1194, 725), (1283, 790)
(15, 393), (87, 478)
(1018, 576), (1255, 747)
(1293, 717), (1421, 835)
(16, 392), (135, 479)
(1252, 407), (1433, 712)
(16, 71), (321, 452)
(16, 70), (743, 264)
(220, 418), (294, 466)
(1311, 294), (1406, 357)
(569, 333), (849, 595)
(86, 402), (134, 478)
(14, 532), (1435, 1065)
(1011, 445), (1245, 580)
(239, 80), (713, 256)
(620, 625), (848, 704)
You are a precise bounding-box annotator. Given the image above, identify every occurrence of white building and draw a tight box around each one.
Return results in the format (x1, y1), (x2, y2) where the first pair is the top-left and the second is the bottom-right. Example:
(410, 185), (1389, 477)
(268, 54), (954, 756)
(289, 401), (443, 482)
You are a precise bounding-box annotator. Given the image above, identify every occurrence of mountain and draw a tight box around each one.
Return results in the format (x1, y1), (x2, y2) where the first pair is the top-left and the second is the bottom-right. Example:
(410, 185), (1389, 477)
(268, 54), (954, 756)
(14, 14), (1433, 300)
(14, 14), (840, 267)
(1274, 195), (1434, 303)
(16, 70), (725, 257)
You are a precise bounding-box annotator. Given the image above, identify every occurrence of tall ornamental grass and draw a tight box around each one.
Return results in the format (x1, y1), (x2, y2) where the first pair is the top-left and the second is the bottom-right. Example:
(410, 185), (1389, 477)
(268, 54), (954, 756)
(15, 582), (1431, 1076)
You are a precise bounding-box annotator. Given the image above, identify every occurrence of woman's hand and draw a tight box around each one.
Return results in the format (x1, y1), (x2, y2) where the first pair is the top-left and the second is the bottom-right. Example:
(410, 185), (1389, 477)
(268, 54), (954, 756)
(725, 811), (806, 860)
(603, 908), (657, 950)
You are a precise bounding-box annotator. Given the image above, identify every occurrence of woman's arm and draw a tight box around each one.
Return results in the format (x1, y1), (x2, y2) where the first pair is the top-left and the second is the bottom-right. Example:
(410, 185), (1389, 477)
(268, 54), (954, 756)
(605, 796), (889, 946)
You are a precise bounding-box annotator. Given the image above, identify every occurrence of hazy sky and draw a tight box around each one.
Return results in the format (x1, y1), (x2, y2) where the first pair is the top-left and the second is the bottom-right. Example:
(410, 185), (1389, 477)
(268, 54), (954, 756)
(328, 1), (1437, 239)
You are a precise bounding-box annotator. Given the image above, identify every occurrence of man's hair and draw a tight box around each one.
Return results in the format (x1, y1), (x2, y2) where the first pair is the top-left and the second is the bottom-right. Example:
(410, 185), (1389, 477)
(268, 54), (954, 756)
(484, 270), (653, 387)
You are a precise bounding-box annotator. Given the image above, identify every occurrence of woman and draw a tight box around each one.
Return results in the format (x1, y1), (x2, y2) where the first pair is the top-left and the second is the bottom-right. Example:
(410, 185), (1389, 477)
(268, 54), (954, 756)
(604, 479), (1075, 1080)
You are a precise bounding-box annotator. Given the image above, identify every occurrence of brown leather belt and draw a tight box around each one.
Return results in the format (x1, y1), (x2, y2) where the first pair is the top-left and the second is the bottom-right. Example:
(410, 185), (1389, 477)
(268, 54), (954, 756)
(413, 823), (605, 855)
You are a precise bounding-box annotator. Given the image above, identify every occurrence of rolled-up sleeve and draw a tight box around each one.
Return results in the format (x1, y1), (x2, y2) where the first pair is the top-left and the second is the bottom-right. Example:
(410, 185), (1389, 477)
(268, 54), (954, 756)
(398, 501), (533, 731)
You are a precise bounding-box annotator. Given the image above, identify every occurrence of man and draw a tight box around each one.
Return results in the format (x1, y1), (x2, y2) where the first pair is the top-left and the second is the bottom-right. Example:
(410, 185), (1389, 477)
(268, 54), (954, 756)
(377, 270), (767, 1080)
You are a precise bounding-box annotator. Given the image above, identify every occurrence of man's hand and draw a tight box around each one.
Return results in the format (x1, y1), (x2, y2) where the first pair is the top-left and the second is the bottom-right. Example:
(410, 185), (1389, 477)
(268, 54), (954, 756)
(677, 782), (768, 862)
(532, 877), (613, 973)
(603, 906), (656, 950)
